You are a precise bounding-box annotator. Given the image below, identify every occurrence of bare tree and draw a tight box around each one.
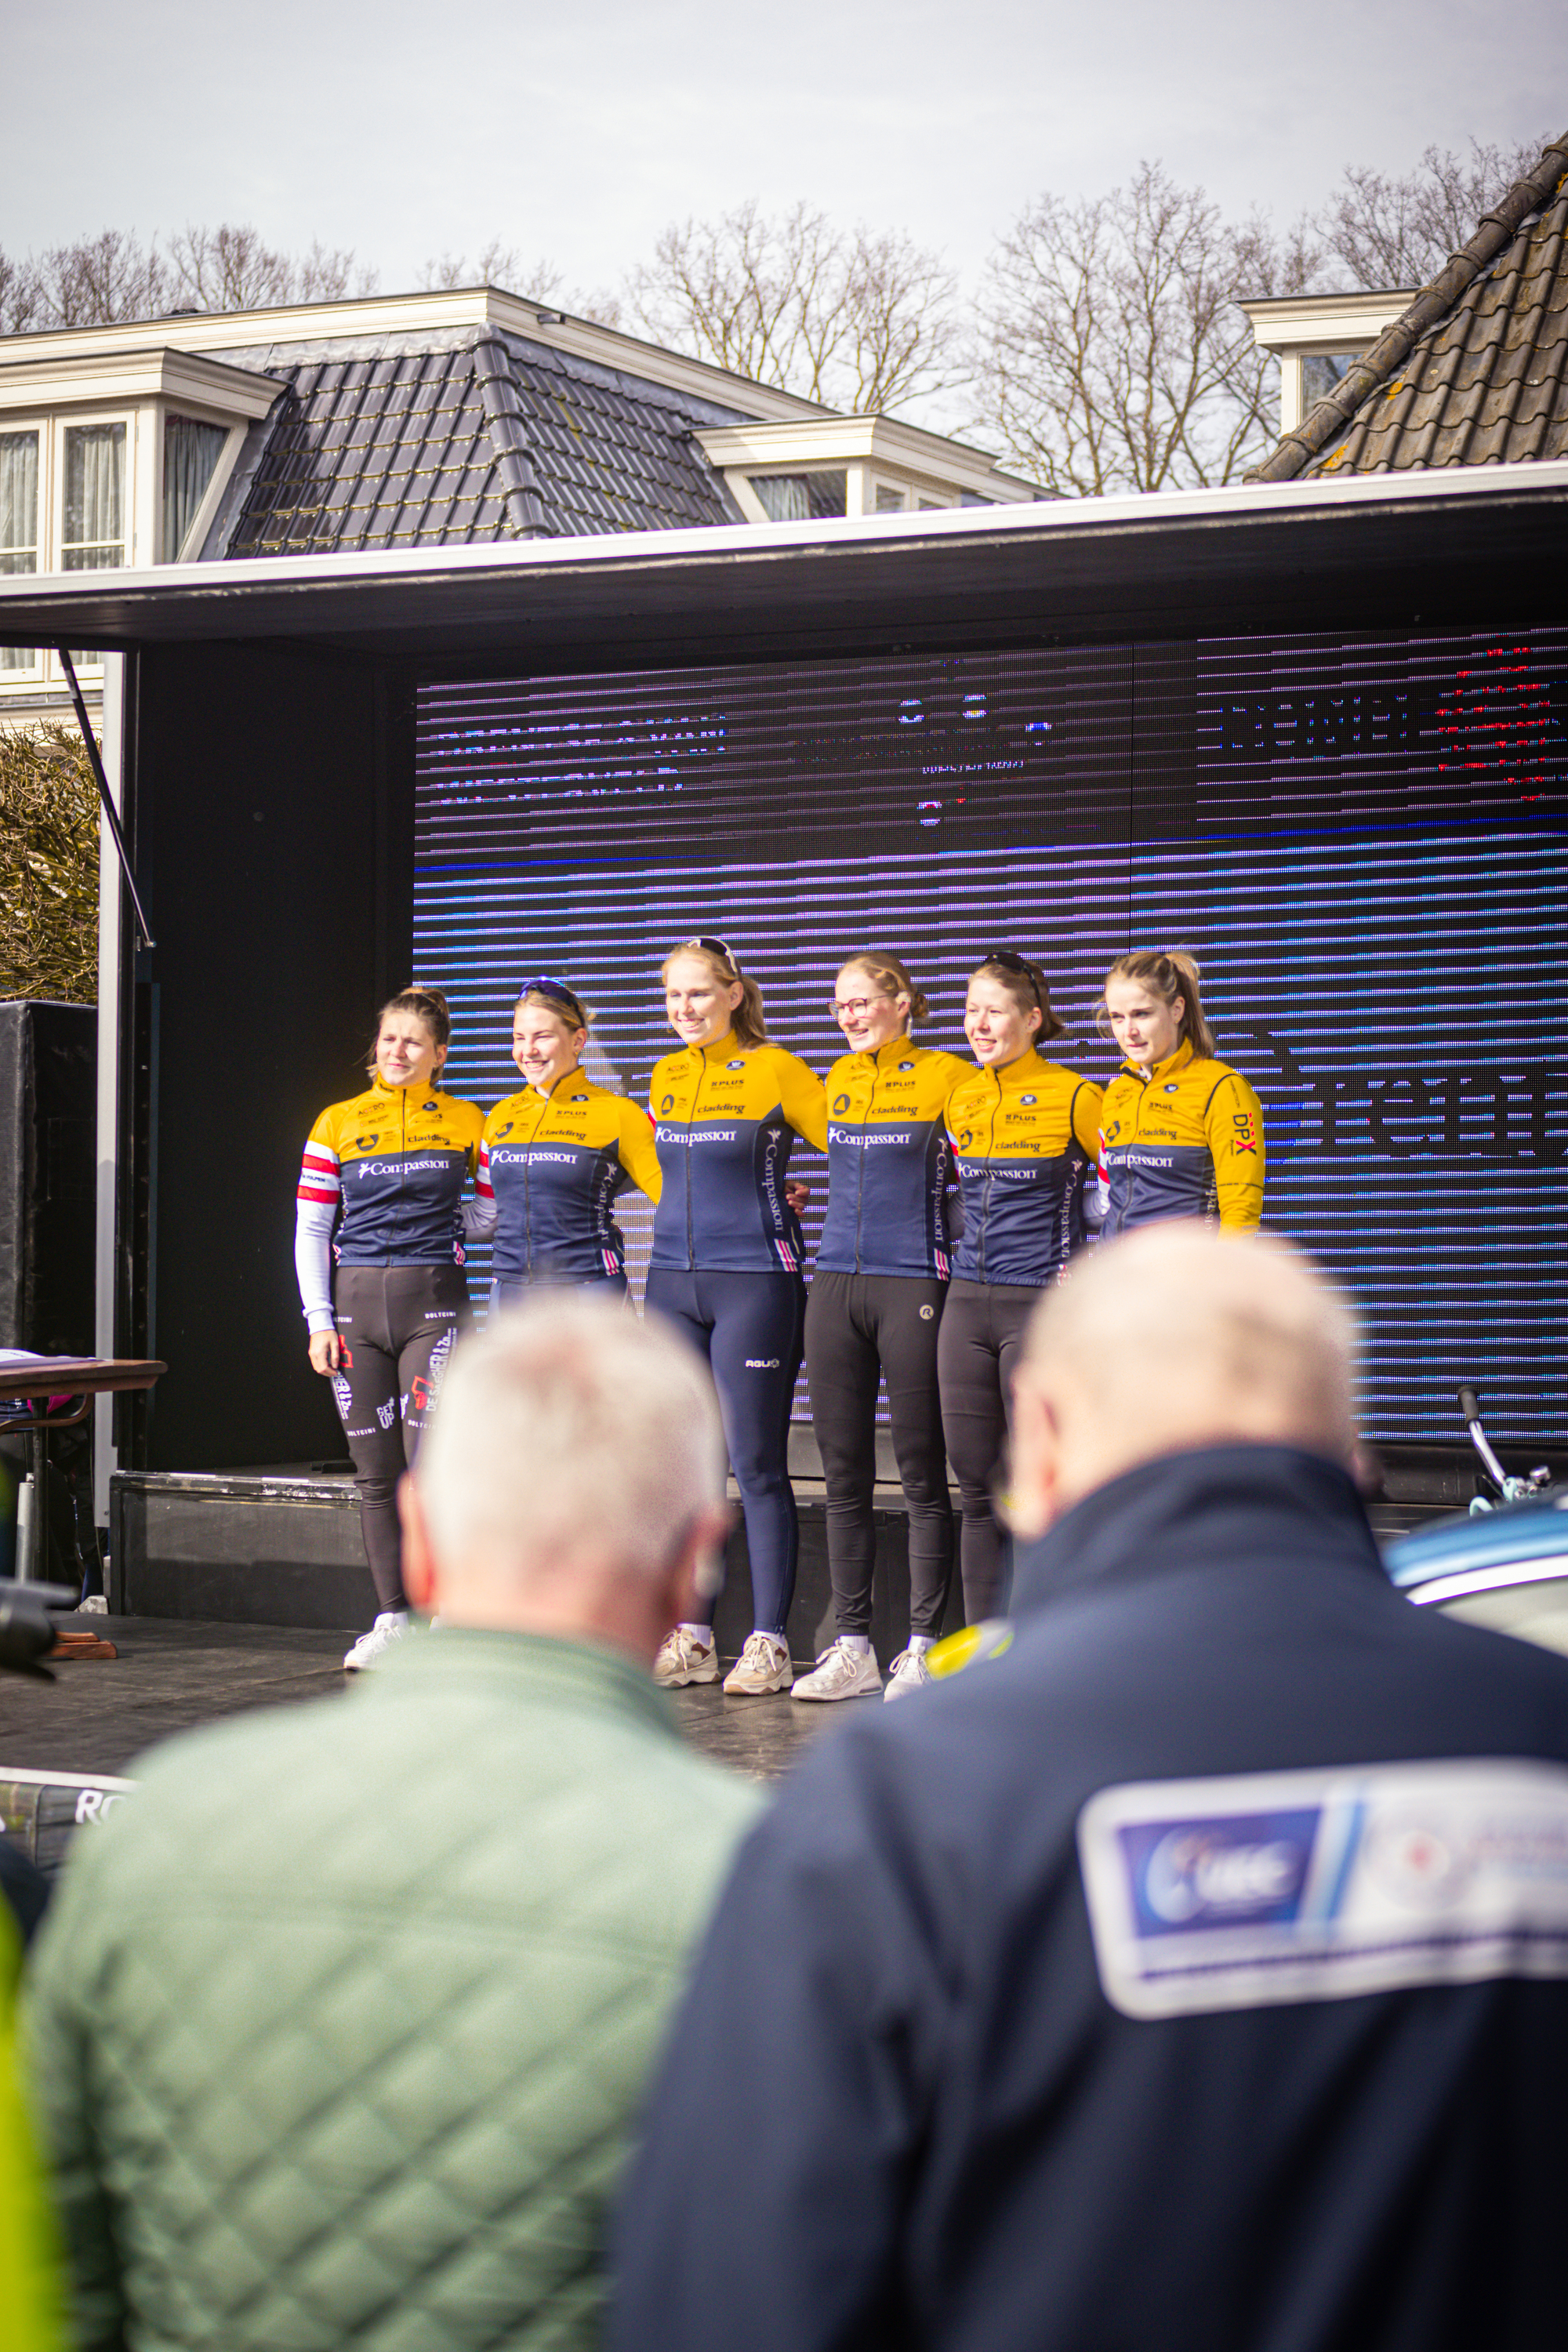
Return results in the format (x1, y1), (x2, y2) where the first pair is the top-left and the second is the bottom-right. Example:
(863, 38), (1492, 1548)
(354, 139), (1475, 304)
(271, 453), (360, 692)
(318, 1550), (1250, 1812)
(622, 201), (964, 414)
(1314, 137), (1550, 289)
(166, 224), (377, 310)
(975, 163), (1319, 495)
(417, 241), (563, 299)
(0, 224), (376, 329)
(32, 229), (172, 327)
(0, 249), (46, 335)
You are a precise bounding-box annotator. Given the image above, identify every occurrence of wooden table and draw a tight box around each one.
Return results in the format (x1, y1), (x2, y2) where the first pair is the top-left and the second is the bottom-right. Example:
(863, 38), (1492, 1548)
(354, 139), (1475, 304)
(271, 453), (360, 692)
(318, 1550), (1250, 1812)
(0, 1358), (165, 1583)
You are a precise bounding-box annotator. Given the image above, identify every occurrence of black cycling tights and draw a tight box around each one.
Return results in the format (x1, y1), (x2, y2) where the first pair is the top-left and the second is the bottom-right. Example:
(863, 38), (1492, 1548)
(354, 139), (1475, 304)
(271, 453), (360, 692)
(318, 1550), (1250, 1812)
(935, 1277), (1039, 1624)
(330, 1265), (472, 1610)
(805, 1270), (953, 1643)
(645, 1267), (804, 1639)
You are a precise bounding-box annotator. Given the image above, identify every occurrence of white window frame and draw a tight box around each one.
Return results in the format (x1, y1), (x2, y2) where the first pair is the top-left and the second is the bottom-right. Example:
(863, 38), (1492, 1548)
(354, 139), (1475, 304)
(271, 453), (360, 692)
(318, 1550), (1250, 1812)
(0, 416), (48, 683)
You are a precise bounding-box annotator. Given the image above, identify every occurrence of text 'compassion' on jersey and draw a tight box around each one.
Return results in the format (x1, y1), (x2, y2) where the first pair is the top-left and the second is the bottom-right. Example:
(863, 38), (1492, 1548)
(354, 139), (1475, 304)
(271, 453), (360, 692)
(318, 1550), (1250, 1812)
(649, 1036), (828, 1275)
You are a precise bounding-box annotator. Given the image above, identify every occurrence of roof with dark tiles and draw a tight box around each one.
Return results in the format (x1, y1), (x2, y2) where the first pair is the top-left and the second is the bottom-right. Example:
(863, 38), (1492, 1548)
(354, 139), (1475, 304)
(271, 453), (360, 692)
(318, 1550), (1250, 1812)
(1250, 134), (1568, 483)
(214, 327), (746, 557)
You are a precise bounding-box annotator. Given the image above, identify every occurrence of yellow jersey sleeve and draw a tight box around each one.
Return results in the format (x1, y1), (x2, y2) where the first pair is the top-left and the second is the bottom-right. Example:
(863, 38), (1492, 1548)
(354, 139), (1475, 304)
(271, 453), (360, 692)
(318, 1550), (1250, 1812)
(774, 1050), (829, 1152)
(616, 1097), (663, 1203)
(1206, 1070), (1266, 1229)
(1070, 1077), (1105, 1161)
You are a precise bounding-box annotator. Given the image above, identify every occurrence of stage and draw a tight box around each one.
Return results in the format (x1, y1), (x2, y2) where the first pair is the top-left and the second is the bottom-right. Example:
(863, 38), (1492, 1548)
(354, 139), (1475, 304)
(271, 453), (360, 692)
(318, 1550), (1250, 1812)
(0, 1614), (848, 1878)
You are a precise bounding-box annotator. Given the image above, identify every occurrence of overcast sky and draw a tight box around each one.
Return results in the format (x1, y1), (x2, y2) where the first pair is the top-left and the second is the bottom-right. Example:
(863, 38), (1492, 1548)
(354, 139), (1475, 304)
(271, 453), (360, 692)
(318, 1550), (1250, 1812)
(5, 0), (1556, 314)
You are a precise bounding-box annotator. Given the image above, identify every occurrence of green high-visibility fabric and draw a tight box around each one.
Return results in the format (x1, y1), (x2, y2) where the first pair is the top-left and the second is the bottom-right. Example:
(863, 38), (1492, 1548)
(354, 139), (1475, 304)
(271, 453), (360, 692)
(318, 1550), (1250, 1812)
(1, 1903), (66, 2352)
(26, 1629), (762, 2351)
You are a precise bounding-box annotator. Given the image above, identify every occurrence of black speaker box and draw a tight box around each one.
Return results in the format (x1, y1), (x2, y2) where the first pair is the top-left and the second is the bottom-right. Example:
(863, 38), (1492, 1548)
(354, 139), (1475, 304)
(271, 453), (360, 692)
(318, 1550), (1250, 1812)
(0, 1000), (96, 1356)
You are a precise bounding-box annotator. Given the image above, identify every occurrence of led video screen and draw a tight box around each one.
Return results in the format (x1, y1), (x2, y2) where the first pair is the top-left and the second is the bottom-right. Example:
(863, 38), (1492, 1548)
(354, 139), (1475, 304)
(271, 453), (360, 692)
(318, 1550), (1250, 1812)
(415, 629), (1567, 1445)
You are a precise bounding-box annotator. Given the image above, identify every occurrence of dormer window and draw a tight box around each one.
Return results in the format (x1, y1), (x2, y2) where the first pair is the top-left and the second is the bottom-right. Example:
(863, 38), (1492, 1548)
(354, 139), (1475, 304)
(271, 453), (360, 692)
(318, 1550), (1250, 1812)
(0, 346), (277, 694)
(695, 417), (1040, 524)
(1239, 291), (1421, 437)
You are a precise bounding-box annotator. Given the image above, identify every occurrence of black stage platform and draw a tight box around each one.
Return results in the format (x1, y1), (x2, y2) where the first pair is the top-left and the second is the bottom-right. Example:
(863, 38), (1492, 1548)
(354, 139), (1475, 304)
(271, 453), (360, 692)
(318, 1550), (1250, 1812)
(0, 1615), (847, 1881)
(107, 1425), (971, 1666)
(3, 1465), (1453, 1885)
(106, 1435), (1474, 1654)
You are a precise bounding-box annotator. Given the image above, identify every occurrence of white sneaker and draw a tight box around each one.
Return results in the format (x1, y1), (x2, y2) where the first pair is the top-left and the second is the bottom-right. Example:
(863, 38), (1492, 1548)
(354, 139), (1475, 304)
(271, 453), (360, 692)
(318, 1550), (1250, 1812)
(884, 1646), (933, 1702)
(343, 1610), (409, 1671)
(792, 1638), (883, 1703)
(654, 1628), (720, 1687)
(722, 1632), (793, 1695)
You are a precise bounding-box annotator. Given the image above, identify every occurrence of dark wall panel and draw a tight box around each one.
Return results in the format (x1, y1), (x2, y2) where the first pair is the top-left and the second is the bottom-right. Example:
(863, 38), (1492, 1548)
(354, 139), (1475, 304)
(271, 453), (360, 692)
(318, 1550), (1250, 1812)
(129, 643), (413, 1468)
(0, 1000), (96, 1354)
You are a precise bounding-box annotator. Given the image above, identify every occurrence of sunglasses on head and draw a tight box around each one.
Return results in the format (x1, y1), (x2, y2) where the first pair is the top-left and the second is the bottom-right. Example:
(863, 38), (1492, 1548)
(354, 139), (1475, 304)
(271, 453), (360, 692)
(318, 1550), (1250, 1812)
(984, 948), (1044, 1007)
(687, 935), (741, 973)
(515, 976), (584, 1018)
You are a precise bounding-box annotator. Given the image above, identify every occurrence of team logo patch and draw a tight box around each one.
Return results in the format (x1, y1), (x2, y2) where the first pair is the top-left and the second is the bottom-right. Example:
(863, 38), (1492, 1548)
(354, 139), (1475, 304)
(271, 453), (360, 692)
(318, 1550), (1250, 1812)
(421, 1100), (439, 1112)
(833, 1094), (851, 1115)
(1020, 1094), (1036, 1105)
(1163, 1083), (1179, 1094)
(919, 1303), (935, 1321)
(354, 1134), (379, 1149)
(659, 1095), (675, 1116)
(1078, 1759), (1568, 2020)
(899, 1061), (915, 1071)
(493, 1122), (512, 1141)
(728, 1059), (746, 1069)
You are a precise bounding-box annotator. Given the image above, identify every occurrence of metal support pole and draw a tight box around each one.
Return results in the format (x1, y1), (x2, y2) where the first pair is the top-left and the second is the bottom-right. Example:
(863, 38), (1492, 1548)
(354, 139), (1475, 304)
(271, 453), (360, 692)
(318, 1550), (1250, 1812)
(56, 646), (155, 950)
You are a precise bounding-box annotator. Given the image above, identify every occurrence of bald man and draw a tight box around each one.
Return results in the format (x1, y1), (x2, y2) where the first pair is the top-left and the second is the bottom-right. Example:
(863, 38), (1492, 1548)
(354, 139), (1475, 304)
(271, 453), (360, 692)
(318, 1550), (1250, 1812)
(615, 1229), (1568, 2352)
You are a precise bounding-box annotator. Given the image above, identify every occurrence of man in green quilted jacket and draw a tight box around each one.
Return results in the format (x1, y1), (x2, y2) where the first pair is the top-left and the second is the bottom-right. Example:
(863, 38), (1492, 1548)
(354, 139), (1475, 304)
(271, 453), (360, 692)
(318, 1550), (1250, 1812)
(26, 1298), (764, 2352)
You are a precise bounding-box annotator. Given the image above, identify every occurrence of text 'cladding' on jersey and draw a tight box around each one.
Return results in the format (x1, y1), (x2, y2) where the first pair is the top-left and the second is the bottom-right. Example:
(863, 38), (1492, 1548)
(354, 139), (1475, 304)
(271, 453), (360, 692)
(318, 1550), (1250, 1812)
(1098, 1039), (1265, 1236)
(649, 1035), (828, 1275)
(818, 1039), (971, 1279)
(470, 1073), (662, 1283)
(946, 1051), (1105, 1286)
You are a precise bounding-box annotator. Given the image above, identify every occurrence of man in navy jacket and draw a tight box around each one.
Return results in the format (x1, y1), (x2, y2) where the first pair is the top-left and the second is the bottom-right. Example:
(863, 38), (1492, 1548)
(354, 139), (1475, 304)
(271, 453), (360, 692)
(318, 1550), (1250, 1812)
(614, 1226), (1568, 2352)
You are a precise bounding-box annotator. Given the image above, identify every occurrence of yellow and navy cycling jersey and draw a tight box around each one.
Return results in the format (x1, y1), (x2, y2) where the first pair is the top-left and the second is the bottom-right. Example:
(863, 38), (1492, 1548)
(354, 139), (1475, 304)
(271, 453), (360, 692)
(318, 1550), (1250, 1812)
(649, 1034), (828, 1274)
(818, 1039), (971, 1279)
(476, 1073), (662, 1283)
(1098, 1039), (1265, 1235)
(298, 1077), (484, 1266)
(946, 1051), (1104, 1286)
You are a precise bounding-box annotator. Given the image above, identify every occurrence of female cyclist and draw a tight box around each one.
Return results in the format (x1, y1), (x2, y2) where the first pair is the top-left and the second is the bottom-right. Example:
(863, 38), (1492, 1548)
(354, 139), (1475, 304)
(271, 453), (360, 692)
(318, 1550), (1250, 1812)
(1098, 950), (1265, 1236)
(465, 977), (661, 1299)
(793, 951), (969, 1706)
(295, 985), (483, 1671)
(938, 951), (1102, 1624)
(646, 938), (827, 1697)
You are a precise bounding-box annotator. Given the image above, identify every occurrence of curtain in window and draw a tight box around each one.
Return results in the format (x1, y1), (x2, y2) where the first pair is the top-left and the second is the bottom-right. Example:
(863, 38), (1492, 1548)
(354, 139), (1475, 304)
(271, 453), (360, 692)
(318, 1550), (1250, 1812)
(63, 422), (126, 569)
(0, 430), (39, 671)
(163, 416), (228, 560)
(750, 471), (847, 521)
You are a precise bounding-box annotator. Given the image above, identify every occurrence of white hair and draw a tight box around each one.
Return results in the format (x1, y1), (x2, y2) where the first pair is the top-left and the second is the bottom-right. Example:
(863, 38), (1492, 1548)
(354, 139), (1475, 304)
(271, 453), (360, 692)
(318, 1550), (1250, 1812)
(1023, 1225), (1360, 1472)
(416, 1298), (724, 1591)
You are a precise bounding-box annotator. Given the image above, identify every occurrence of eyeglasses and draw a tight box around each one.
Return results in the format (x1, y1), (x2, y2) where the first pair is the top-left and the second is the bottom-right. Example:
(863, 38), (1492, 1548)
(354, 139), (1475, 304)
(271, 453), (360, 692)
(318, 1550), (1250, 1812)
(515, 976), (584, 1018)
(982, 948), (1044, 1007)
(685, 935), (741, 973)
(829, 992), (896, 1022)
